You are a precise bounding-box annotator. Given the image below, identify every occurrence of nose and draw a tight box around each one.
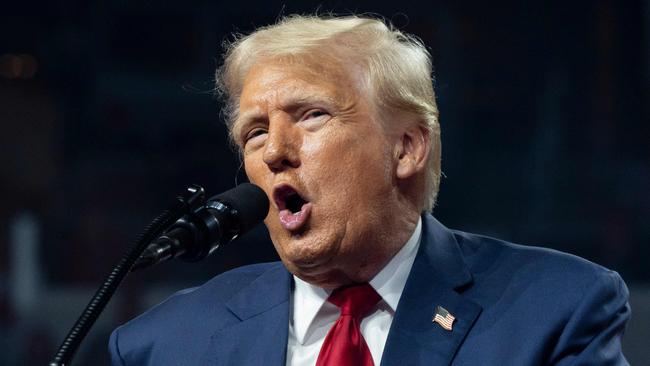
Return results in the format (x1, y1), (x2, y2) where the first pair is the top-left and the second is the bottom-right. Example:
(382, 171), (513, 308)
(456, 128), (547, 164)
(262, 117), (301, 172)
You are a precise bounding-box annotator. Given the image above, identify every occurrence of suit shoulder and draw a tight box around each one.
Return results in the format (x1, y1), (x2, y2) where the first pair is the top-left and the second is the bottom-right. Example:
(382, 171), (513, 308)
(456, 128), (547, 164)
(167, 261), (281, 307)
(448, 230), (630, 364)
(452, 229), (626, 296)
(197, 261), (284, 297)
(111, 261), (284, 352)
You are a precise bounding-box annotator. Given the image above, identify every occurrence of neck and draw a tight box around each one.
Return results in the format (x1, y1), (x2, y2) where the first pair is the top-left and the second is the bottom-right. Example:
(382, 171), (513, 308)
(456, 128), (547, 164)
(315, 209), (421, 289)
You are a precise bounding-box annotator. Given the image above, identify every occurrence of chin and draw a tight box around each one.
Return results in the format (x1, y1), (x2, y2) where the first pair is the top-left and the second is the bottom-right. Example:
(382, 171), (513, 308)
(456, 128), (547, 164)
(277, 237), (347, 280)
(291, 267), (353, 289)
(278, 240), (337, 272)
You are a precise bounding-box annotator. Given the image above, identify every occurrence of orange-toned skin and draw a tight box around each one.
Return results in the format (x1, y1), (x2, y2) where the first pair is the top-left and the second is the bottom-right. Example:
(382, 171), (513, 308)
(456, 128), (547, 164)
(236, 58), (430, 289)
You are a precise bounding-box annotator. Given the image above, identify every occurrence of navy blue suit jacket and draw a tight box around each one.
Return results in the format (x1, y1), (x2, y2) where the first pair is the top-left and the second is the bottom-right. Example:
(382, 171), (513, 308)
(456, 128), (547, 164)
(109, 215), (630, 365)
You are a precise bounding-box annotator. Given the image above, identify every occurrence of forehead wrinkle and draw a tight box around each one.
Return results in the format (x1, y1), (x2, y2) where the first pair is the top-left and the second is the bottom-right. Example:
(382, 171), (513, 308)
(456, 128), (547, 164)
(246, 61), (353, 103)
(280, 93), (341, 112)
(234, 85), (281, 135)
(248, 84), (344, 115)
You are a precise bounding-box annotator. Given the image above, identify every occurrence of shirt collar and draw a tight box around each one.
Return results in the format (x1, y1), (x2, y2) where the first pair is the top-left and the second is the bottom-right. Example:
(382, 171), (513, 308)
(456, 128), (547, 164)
(292, 275), (330, 345)
(369, 216), (422, 311)
(291, 217), (422, 344)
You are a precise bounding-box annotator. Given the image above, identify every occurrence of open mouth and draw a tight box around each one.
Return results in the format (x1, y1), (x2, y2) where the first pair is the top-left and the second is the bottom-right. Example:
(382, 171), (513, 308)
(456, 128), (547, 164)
(273, 184), (313, 232)
(273, 185), (307, 211)
(285, 192), (307, 213)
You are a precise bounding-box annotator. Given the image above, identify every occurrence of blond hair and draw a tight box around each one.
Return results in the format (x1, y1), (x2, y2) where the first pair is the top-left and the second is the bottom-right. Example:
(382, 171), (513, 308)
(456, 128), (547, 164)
(215, 14), (441, 212)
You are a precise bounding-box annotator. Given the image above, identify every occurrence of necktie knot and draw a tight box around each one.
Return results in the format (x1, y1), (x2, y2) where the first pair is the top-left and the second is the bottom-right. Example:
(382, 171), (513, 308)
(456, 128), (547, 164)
(328, 283), (381, 318)
(317, 283), (380, 366)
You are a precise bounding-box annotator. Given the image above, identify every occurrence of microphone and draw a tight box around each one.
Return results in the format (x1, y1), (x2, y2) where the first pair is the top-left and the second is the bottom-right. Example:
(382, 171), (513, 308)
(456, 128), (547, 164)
(132, 183), (269, 271)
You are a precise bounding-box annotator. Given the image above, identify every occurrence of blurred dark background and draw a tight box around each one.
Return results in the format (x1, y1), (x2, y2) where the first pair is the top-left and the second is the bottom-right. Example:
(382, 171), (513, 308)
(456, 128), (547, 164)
(1, 0), (648, 365)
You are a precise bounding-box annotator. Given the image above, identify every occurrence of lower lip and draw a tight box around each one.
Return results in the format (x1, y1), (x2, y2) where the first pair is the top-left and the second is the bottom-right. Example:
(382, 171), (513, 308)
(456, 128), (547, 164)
(278, 202), (313, 232)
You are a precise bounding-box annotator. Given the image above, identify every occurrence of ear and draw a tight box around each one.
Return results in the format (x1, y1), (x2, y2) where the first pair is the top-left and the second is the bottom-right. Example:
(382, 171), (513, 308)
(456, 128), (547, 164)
(395, 123), (431, 180)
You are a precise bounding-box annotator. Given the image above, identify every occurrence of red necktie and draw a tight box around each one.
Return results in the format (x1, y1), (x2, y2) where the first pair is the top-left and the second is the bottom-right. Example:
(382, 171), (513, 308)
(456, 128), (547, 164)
(315, 283), (381, 366)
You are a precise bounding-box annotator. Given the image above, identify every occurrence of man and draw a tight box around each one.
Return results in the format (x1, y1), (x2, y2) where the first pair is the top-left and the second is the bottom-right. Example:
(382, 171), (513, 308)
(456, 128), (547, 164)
(109, 15), (630, 365)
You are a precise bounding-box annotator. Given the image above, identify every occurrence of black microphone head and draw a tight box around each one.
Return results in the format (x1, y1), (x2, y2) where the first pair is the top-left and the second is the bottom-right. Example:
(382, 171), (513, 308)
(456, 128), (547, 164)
(212, 183), (269, 234)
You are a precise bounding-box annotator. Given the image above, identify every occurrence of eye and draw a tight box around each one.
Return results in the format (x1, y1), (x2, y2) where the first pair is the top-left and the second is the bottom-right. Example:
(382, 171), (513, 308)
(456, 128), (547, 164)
(244, 127), (267, 143)
(302, 109), (329, 121)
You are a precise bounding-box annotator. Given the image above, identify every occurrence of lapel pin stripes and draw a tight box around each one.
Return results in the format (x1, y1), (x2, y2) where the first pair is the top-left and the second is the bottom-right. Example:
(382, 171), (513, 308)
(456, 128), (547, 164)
(433, 305), (456, 331)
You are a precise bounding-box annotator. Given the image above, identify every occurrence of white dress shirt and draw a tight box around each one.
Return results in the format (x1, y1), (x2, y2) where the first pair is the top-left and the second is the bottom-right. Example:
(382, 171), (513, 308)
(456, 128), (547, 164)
(286, 217), (422, 366)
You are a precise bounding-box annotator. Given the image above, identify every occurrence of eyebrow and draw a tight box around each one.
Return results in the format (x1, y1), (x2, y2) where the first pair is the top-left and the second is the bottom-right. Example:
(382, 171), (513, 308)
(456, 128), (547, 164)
(284, 94), (338, 109)
(232, 108), (264, 145)
(236, 108), (266, 128)
(237, 93), (338, 126)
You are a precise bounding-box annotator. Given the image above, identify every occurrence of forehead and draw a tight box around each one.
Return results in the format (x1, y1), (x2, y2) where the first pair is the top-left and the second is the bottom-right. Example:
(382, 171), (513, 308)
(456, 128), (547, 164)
(229, 55), (380, 148)
(242, 57), (360, 103)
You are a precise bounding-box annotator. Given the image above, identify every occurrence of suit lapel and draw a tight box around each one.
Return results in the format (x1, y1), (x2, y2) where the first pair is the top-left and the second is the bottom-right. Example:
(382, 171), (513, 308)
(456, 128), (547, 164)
(381, 215), (482, 366)
(201, 264), (292, 366)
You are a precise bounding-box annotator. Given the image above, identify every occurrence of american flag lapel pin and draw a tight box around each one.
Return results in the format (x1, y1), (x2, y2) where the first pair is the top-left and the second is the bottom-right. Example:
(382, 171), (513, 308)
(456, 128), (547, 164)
(433, 305), (456, 331)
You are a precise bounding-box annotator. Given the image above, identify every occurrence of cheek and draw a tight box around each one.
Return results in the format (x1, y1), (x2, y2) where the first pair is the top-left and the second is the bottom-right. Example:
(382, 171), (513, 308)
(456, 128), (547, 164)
(243, 150), (264, 182)
(243, 156), (274, 199)
(307, 134), (394, 205)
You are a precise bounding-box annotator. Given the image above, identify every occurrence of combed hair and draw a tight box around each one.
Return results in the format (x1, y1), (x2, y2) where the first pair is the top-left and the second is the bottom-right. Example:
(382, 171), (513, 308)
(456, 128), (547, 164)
(215, 14), (441, 212)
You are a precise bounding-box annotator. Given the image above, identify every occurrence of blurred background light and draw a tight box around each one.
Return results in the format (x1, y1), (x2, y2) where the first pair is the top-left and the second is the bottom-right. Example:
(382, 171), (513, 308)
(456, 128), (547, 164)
(0, 53), (38, 79)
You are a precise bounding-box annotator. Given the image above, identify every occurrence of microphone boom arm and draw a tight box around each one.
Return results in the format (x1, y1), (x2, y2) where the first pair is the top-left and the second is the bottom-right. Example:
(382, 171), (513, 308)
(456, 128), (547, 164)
(48, 185), (206, 366)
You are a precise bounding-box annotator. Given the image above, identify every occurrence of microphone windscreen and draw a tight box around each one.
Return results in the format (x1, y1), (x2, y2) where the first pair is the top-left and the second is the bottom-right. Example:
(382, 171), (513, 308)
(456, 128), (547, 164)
(212, 183), (269, 233)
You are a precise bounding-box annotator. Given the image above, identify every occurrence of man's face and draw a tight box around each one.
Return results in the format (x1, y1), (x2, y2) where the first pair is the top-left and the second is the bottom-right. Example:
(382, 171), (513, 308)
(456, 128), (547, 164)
(236, 58), (402, 287)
